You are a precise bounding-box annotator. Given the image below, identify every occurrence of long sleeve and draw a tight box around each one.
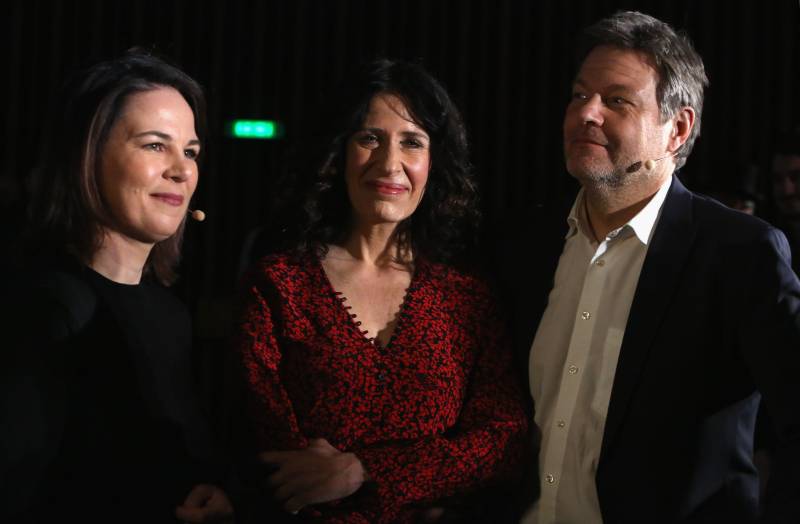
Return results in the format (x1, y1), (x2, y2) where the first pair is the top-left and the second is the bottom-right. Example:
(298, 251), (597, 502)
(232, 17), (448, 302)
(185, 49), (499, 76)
(0, 273), (91, 519)
(236, 276), (308, 451)
(737, 228), (800, 523)
(354, 280), (529, 521)
(1, 324), (69, 520)
(233, 254), (529, 523)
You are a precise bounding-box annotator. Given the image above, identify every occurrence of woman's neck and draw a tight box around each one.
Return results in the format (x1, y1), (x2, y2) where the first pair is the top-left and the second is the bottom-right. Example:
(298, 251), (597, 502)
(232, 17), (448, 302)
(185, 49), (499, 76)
(335, 221), (413, 269)
(89, 229), (154, 284)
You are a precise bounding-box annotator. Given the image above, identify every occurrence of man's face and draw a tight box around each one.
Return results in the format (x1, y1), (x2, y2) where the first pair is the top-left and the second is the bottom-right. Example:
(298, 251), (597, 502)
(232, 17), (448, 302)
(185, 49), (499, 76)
(563, 45), (674, 188)
(772, 154), (800, 218)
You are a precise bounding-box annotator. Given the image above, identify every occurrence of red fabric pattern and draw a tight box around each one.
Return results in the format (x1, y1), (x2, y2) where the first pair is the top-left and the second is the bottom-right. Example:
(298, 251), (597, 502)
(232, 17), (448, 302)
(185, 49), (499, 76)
(236, 251), (528, 523)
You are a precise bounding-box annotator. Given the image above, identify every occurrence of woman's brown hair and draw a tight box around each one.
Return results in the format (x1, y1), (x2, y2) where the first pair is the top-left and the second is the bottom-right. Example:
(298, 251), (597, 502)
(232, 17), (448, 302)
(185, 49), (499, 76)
(28, 49), (206, 285)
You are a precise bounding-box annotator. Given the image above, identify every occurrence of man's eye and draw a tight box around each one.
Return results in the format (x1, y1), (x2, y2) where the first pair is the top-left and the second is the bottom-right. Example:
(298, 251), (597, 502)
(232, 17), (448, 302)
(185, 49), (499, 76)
(571, 92), (588, 100)
(608, 96), (629, 105)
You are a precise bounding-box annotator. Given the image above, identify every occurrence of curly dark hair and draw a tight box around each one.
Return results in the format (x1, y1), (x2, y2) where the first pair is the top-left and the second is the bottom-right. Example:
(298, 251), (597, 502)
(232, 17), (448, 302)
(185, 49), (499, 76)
(27, 48), (206, 285)
(279, 58), (479, 266)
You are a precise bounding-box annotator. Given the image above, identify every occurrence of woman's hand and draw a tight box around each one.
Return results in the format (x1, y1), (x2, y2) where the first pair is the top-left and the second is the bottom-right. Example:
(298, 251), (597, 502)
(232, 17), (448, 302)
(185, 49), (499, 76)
(175, 483), (234, 523)
(260, 438), (367, 513)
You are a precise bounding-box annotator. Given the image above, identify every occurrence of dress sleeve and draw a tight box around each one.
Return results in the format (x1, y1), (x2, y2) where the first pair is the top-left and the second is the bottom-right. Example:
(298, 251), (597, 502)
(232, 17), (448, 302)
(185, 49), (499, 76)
(236, 272), (308, 451)
(354, 280), (529, 520)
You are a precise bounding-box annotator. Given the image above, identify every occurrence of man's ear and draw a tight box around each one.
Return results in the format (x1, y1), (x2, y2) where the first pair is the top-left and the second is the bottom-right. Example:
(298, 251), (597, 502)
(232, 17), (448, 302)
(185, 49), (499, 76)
(669, 106), (695, 152)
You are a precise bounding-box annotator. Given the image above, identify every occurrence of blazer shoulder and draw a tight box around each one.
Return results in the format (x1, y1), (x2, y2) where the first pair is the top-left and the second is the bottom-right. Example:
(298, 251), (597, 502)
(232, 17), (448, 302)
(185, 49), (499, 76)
(3, 268), (98, 347)
(688, 190), (781, 241)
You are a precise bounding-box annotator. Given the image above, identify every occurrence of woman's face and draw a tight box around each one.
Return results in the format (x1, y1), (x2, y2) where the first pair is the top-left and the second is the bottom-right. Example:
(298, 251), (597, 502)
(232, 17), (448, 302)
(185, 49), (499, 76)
(98, 86), (200, 244)
(344, 92), (430, 227)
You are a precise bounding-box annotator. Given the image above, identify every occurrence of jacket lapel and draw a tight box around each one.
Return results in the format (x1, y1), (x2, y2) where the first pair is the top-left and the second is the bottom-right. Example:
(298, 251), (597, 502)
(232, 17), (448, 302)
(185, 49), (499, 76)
(600, 175), (698, 458)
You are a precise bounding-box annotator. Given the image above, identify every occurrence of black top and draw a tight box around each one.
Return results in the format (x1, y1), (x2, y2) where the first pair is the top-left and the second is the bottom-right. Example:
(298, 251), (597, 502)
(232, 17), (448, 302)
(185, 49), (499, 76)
(1, 262), (215, 523)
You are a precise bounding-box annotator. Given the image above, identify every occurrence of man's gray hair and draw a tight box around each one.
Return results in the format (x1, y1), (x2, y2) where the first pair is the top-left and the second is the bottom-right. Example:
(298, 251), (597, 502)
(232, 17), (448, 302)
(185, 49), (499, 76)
(577, 11), (709, 170)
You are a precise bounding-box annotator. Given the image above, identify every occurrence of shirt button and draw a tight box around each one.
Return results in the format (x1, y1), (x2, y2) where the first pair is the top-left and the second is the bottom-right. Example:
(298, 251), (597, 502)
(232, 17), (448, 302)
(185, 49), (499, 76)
(595, 259), (605, 266)
(581, 311), (591, 320)
(377, 373), (385, 381)
(545, 474), (555, 484)
(568, 365), (579, 374)
(557, 420), (566, 428)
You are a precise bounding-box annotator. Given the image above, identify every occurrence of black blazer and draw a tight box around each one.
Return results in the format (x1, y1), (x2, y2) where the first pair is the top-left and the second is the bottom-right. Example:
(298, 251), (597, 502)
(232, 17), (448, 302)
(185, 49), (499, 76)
(502, 176), (800, 523)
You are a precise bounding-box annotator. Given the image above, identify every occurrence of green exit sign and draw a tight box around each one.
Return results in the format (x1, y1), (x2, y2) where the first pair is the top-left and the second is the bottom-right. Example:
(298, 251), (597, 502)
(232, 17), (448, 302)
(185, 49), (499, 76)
(228, 120), (284, 139)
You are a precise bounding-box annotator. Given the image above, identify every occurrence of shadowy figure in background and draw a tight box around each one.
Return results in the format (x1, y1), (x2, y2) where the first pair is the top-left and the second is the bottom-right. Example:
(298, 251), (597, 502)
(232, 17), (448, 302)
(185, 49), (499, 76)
(705, 161), (762, 216)
(770, 126), (800, 275)
(750, 125), (800, 503)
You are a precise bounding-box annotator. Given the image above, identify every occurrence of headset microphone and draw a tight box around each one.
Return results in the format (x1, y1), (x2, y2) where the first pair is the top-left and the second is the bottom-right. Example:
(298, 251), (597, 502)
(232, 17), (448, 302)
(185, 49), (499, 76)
(188, 209), (206, 222)
(626, 153), (675, 174)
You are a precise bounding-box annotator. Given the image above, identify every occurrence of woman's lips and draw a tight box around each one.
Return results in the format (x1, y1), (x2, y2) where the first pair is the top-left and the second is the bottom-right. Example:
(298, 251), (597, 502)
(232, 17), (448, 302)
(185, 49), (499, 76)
(368, 181), (408, 195)
(151, 193), (185, 206)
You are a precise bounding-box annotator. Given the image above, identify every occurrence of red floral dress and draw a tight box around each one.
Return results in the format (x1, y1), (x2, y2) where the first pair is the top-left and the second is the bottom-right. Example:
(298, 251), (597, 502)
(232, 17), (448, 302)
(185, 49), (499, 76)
(237, 251), (528, 523)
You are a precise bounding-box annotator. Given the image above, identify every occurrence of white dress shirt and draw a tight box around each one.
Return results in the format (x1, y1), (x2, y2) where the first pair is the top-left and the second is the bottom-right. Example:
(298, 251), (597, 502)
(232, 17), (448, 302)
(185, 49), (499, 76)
(522, 177), (672, 524)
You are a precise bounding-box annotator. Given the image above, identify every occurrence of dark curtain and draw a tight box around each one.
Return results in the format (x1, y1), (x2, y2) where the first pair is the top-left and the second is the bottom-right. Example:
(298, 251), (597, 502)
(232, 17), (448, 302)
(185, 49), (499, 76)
(3, 0), (799, 410)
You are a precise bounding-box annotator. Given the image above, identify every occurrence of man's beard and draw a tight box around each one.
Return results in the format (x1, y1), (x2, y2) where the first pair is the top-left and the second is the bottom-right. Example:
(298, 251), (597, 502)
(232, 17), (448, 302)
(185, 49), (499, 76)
(571, 159), (630, 189)
(591, 170), (627, 189)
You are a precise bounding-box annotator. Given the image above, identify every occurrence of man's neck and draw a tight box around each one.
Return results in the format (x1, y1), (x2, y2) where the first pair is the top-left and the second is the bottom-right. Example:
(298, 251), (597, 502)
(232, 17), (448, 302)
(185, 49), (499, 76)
(582, 173), (670, 242)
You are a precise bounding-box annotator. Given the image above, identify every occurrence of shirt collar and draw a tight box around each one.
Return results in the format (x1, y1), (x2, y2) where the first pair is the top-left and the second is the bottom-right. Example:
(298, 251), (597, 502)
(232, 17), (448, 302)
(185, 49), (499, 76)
(627, 175), (672, 244)
(566, 192), (587, 239)
(566, 175), (673, 245)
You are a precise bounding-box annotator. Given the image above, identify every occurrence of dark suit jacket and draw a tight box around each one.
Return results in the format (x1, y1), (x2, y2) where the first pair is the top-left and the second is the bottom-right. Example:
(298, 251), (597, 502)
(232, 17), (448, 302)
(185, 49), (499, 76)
(498, 175), (800, 523)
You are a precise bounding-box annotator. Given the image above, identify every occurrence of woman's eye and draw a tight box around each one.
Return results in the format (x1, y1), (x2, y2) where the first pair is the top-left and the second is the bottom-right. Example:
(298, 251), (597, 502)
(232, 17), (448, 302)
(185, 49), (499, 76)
(571, 92), (588, 101)
(184, 149), (199, 160)
(357, 134), (379, 147)
(145, 143), (165, 152)
(403, 139), (424, 149)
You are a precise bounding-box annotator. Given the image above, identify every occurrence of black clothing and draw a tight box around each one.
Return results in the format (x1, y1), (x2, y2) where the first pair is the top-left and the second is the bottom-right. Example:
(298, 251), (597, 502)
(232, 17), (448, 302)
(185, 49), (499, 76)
(776, 218), (800, 276)
(1, 263), (216, 523)
(499, 177), (800, 523)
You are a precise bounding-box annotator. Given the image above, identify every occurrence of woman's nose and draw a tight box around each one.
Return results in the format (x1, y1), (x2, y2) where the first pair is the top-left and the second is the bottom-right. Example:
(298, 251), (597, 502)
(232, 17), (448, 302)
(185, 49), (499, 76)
(377, 143), (402, 175)
(165, 155), (194, 182)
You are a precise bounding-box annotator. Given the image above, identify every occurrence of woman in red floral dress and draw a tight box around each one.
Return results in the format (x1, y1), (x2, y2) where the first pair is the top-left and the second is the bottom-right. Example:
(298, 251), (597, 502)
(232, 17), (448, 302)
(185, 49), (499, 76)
(236, 59), (528, 523)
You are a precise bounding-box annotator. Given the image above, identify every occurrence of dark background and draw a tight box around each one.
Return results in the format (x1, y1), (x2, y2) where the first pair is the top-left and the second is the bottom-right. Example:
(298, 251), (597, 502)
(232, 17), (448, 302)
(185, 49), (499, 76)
(4, 0), (799, 403)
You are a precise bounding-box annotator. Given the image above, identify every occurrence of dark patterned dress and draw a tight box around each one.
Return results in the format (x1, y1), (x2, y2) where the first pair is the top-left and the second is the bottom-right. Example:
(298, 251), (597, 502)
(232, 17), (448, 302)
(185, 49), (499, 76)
(237, 251), (528, 523)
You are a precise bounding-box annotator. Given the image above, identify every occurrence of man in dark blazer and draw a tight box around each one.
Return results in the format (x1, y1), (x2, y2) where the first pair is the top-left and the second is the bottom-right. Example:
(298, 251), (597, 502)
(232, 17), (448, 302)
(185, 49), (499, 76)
(516, 11), (800, 524)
